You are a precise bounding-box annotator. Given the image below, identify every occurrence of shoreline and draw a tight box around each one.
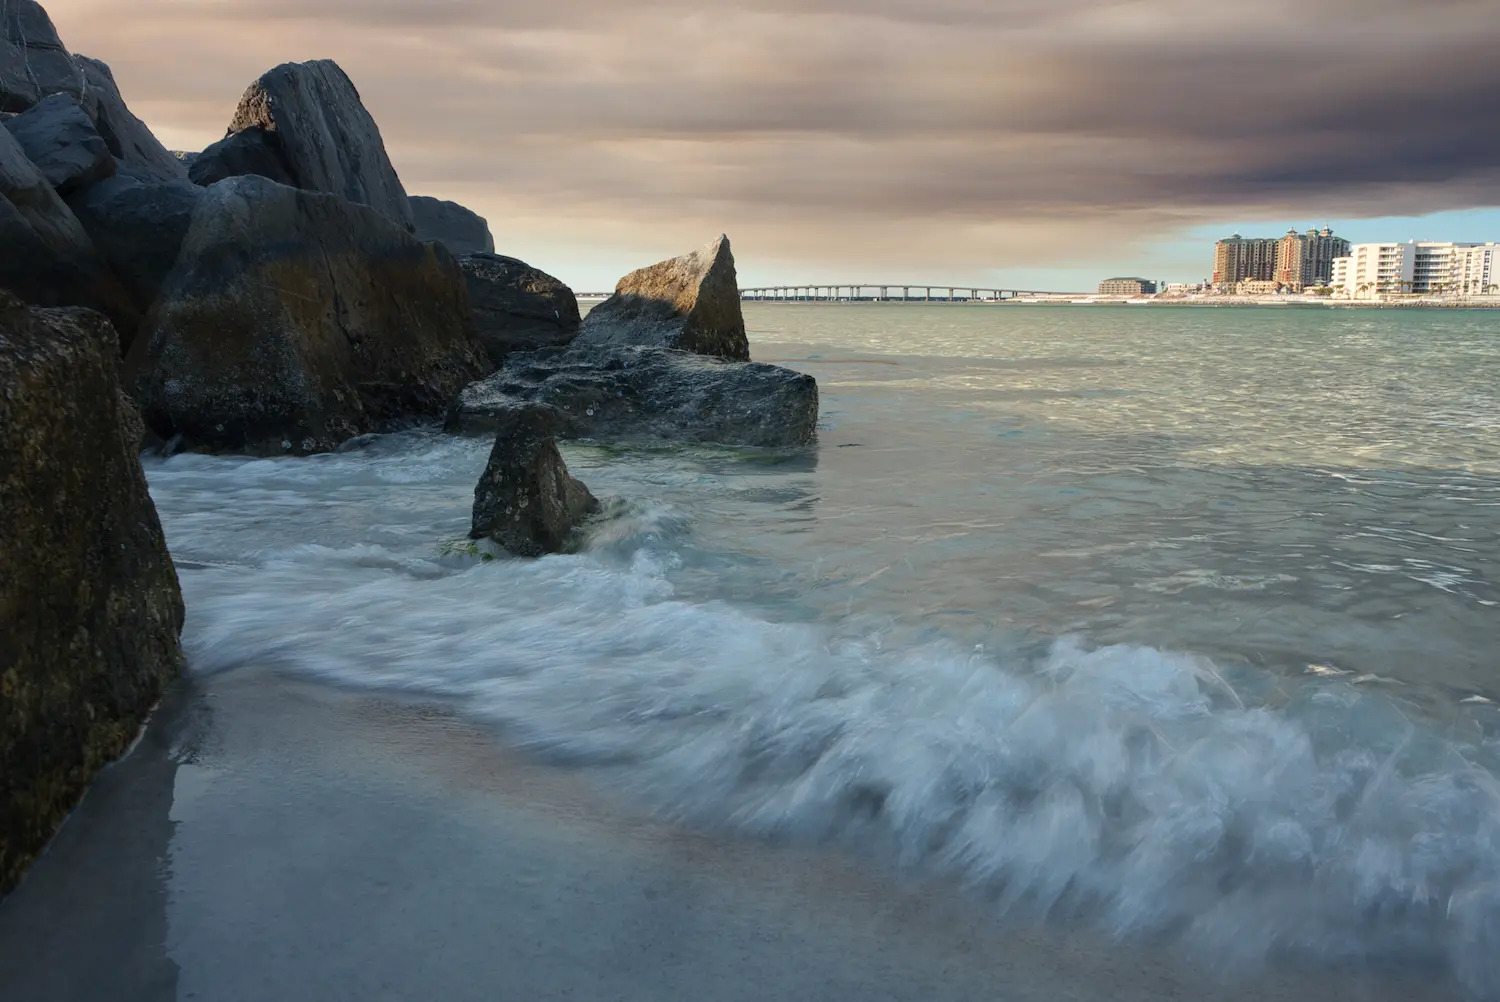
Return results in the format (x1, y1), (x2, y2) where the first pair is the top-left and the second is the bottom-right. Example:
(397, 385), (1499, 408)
(0, 666), (1463, 1002)
(705, 297), (1500, 309)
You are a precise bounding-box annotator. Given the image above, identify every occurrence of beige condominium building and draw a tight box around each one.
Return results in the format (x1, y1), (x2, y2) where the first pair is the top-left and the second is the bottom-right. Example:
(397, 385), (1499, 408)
(1097, 277), (1158, 295)
(1213, 235), (1279, 287)
(1274, 227), (1351, 291)
(1332, 242), (1500, 299)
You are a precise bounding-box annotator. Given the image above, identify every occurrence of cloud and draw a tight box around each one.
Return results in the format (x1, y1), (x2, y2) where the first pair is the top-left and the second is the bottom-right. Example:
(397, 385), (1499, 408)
(35, 0), (1500, 283)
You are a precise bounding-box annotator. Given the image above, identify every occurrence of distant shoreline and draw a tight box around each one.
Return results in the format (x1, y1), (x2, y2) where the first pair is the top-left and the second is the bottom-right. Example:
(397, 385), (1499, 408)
(577, 294), (1500, 310)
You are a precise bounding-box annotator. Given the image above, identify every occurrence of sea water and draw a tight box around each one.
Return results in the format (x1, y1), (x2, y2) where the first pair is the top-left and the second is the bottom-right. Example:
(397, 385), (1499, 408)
(144, 304), (1500, 994)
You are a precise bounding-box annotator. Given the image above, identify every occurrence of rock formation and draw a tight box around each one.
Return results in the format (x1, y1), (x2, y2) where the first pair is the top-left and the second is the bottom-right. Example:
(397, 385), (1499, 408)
(72, 56), (188, 184)
(187, 126), (296, 188)
(0, 290), (184, 896)
(0, 0), (83, 113)
(469, 403), (598, 557)
(3, 92), (113, 193)
(460, 253), (580, 364)
(575, 234), (749, 361)
(221, 60), (413, 231)
(448, 344), (819, 448)
(410, 195), (494, 256)
(128, 174), (490, 455)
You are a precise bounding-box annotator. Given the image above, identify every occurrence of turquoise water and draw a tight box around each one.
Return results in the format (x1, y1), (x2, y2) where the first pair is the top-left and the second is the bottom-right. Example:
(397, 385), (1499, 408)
(146, 303), (1500, 995)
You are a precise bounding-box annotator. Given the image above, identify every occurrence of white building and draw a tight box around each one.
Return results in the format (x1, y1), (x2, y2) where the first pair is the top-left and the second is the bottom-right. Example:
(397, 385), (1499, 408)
(1453, 244), (1500, 296)
(1333, 241), (1500, 299)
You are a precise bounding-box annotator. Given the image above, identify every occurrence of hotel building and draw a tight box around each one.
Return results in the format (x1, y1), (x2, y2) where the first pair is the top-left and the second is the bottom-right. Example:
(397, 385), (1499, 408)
(1274, 227), (1351, 290)
(1331, 242), (1500, 299)
(1213, 235), (1279, 287)
(1097, 277), (1158, 295)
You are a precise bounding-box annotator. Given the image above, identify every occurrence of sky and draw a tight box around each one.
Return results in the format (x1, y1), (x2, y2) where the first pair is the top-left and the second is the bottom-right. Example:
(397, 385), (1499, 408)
(36, 0), (1500, 293)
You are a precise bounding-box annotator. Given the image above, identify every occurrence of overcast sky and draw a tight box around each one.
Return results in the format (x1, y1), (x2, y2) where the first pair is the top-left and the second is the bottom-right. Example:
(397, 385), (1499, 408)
(41, 0), (1500, 291)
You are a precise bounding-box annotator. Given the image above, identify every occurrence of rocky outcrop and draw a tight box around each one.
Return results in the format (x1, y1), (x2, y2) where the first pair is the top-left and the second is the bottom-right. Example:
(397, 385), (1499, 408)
(575, 235), (749, 361)
(72, 56), (187, 184)
(448, 344), (819, 448)
(0, 290), (184, 897)
(223, 60), (413, 231)
(469, 403), (597, 557)
(128, 174), (490, 455)
(0, 1), (83, 113)
(410, 195), (494, 256)
(1, 122), (136, 339)
(65, 171), (201, 334)
(3, 92), (113, 192)
(187, 126), (295, 188)
(459, 253), (580, 364)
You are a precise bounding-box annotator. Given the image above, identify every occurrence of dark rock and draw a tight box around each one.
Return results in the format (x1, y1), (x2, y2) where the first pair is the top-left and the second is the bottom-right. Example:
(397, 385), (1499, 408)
(575, 234), (748, 360)
(65, 171), (201, 324)
(0, 289), (184, 896)
(1, 122), (137, 339)
(170, 149), (197, 168)
(469, 402), (597, 557)
(448, 344), (819, 448)
(187, 126), (295, 187)
(128, 174), (490, 455)
(410, 195), (493, 256)
(72, 56), (188, 184)
(0, 1), (83, 114)
(3, 92), (113, 193)
(459, 252), (579, 364)
(225, 60), (412, 230)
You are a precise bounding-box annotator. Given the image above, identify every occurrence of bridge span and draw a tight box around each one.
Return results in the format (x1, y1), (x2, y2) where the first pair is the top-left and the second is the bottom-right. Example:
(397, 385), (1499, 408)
(736, 285), (1081, 302)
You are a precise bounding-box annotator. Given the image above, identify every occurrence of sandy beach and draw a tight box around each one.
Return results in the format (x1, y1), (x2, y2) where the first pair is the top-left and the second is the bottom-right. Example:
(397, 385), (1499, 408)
(0, 667), (1464, 1002)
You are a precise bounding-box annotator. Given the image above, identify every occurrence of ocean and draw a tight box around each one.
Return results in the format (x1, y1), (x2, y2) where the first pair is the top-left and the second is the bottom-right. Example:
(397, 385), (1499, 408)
(144, 303), (1500, 993)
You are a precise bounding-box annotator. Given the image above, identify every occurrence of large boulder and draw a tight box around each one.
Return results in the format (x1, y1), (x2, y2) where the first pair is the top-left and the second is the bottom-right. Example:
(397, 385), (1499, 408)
(460, 252), (579, 364)
(1, 123), (136, 339)
(0, 1), (84, 113)
(71, 56), (186, 184)
(448, 344), (819, 448)
(128, 174), (490, 455)
(65, 171), (201, 326)
(3, 92), (113, 193)
(223, 60), (413, 231)
(410, 195), (494, 256)
(0, 290), (184, 896)
(187, 126), (295, 188)
(575, 234), (749, 360)
(469, 403), (598, 558)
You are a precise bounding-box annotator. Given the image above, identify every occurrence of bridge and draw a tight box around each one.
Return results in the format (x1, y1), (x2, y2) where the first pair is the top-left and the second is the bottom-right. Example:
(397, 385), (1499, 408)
(735, 285), (1081, 302)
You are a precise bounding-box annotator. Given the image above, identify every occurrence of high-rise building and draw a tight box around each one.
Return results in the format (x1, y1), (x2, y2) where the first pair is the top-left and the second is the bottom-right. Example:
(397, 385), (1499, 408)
(1275, 227), (1350, 290)
(1453, 244), (1500, 296)
(1213, 235), (1279, 287)
(1332, 241), (1499, 298)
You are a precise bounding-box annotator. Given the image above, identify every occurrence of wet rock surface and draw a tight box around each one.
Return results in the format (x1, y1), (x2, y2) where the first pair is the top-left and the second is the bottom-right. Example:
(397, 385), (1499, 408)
(470, 402), (598, 557)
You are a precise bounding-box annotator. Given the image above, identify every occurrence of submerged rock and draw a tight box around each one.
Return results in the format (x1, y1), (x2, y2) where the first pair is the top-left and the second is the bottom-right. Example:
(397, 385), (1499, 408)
(460, 252), (580, 364)
(410, 195), (493, 256)
(2, 92), (113, 193)
(187, 126), (296, 188)
(575, 234), (749, 360)
(448, 344), (819, 448)
(128, 174), (489, 455)
(0, 290), (184, 896)
(224, 59), (413, 231)
(469, 403), (598, 557)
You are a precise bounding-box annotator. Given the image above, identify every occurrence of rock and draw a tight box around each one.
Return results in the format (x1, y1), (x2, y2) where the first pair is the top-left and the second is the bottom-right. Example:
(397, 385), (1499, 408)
(187, 126), (295, 188)
(0, 1), (84, 113)
(170, 149), (197, 168)
(3, 92), (114, 193)
(1, 122), (137, 339)
(469, 402), (597, 557)
(410, 195), (494, 256)
(448, 344), (819, 448)
(224, 60), (412, 231)
(459, 252), (580, 364)
(0, 289), (184, 896)
(72, 56), (188, 184)
(575, 235), (749, 360)
(65, 171), (201, 325)
(128, 174), (490, 455)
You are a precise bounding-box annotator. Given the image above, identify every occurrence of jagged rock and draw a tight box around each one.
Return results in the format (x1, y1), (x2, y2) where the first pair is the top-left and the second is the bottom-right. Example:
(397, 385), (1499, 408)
(575, 235), (749, 360)
(0, 1), (83, 113)
(410, 195), (494, 256)
(171, 149), (196, 166)
(187, 126), (295, 187)
(0, 290), (184, 896)
(448, 344), (819, 448)
(65, 171), (201, 328)
(469, 402), (597, 557)
(71, 56), (187, 184)
(224, 60), (412, 230)
(128, 174), (489, 455)
(459, 252), (579, 364)
(0, 122), (137, 339)
(3, 92), (113, 193)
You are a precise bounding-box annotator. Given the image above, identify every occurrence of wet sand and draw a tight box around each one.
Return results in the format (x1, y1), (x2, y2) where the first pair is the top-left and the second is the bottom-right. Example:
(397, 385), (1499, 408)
(0, 668), (1463, 1002)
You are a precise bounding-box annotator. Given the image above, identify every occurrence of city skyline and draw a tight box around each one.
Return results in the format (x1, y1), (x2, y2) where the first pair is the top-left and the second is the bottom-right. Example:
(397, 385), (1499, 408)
(36, 0), (1500, 293)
